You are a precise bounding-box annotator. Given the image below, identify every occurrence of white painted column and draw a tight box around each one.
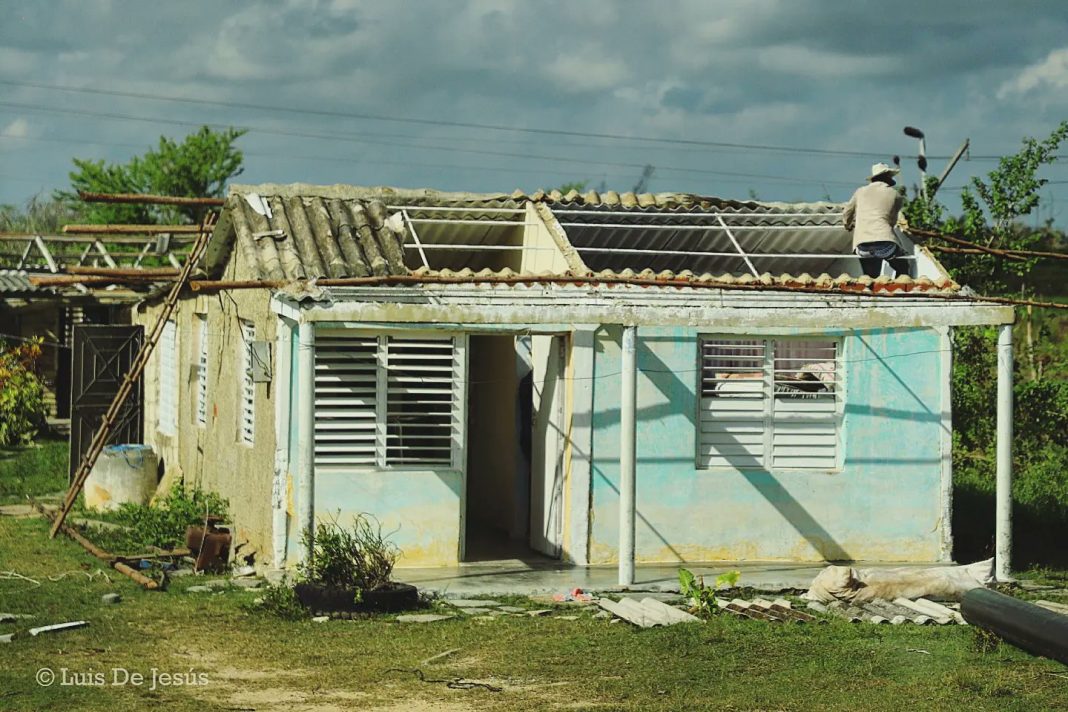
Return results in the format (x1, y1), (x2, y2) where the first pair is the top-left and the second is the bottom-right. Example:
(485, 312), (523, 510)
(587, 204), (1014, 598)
(271, 318), (293, 570)
(297, 320), (316, 563)
(619, 325), (637, 586)
(995, 323), (1014, 581)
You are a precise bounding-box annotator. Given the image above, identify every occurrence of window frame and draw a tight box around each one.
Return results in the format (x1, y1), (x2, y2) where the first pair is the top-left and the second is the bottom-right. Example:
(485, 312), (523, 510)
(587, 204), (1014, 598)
(696, 335), (844, 473)
(195, 314), (208, 427)
(238, 319), (256, 446)
(157, 320), (178, 436)
(313, 329), (467, 471)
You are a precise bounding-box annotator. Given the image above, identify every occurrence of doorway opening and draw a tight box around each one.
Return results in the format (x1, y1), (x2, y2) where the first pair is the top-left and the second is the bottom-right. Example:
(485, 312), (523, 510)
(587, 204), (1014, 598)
(464, 334), (567, 562)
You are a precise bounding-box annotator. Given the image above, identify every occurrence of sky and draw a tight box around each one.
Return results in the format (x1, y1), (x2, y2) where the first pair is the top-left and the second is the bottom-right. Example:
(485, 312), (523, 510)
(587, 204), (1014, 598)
(3, 1), (1068, 223)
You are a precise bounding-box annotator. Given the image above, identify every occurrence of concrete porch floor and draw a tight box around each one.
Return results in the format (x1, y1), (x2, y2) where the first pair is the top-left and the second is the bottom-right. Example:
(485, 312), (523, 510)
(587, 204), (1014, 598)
(398, 559), (943, 597)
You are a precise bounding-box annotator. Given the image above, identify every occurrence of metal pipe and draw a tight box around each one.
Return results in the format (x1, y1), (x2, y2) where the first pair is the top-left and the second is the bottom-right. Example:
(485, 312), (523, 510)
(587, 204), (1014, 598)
(552, 209), (844, 219)
(574, 247), (914, 260)
(388, 205), (524, 214)
(962, 588), (1068, 664)
(996, 323), (1014, 581)
(555, 222), (839, 232)
(297, 321), (316, 564)
(619, 325), (637, 586)
(66, 266), (180, 277)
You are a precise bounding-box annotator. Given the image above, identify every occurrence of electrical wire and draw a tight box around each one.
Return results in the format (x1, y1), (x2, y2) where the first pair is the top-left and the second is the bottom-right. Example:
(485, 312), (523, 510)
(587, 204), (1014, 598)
(0, 100), (860, 187)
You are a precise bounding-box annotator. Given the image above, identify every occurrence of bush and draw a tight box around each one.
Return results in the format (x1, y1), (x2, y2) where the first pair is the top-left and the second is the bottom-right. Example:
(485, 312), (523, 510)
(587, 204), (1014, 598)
(0, 339), (47, 447)
(89, 483), (229, 552)
(299, 514), (399, 591)
(249, 582), (308, 621)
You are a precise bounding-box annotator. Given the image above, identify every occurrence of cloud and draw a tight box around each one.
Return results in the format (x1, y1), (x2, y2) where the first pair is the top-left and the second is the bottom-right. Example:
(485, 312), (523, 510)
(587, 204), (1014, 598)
(2, 118), (33, 139)
(998, 46), (1068, 99)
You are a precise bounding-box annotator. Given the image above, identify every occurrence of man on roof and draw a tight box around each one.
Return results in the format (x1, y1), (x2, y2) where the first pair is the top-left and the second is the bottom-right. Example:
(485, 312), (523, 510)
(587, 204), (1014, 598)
(843, 162), (910, 279)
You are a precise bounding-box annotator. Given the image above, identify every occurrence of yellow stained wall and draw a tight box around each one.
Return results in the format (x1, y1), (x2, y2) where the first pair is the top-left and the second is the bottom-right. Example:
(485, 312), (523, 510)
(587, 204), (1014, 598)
(134, 243), (279, 564)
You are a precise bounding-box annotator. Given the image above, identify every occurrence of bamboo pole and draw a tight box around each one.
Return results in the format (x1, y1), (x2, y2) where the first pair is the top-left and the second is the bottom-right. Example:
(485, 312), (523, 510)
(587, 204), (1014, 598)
(63, 224), (204, 235)
(909, 227), (1068, 261)
(33, 503), (160, 590)
(66, 266), (180, 277)
(78, 191), (225, 207)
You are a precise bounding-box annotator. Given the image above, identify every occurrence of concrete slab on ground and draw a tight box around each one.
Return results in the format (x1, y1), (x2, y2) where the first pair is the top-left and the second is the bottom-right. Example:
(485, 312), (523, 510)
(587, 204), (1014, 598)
(398, 561), (944, 597)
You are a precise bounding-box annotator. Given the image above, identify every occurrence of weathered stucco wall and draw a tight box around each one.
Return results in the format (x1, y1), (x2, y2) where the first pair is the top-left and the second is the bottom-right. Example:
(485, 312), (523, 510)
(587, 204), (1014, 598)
(134, 241), (279, 564)
(588, 325), (948, 563)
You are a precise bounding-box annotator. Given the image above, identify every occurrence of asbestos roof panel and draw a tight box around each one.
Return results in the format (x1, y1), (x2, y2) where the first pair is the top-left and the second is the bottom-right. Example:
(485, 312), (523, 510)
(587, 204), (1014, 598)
(0, 270), (49, 294)
(210, 183), (949, 284)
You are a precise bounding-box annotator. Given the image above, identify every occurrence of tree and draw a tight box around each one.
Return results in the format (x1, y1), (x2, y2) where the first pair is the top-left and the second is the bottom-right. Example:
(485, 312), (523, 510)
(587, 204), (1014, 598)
(56, 126), (246, 225)
(903, 123), (1068, 566)
(0, 195), (82, 233)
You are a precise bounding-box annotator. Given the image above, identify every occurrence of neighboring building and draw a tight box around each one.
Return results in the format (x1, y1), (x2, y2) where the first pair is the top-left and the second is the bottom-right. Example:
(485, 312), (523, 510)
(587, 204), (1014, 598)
(0, 269), (129, 417)
(132, 183), (1012, 570)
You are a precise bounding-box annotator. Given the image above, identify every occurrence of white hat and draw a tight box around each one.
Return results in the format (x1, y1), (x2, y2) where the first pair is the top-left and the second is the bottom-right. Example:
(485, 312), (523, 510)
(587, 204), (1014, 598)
(868, 162), (900, 181)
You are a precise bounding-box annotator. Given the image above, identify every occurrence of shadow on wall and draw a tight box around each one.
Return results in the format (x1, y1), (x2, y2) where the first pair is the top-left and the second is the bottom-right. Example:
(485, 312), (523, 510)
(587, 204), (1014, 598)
(593, 330), (854, 563)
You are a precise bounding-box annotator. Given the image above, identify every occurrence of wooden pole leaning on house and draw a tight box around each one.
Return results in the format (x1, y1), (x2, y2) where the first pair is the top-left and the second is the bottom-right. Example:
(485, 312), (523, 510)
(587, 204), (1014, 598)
(49, 212), (217, 538)
(63, 223), (204, 235)
(77, 191), (225, 207)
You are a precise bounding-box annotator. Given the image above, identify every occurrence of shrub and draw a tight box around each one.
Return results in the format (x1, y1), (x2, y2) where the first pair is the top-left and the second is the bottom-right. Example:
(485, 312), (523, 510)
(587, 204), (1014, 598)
(300, 514), (399, 591)
(90, 483), (229, 552)
(0, 339), (47, 447)
(249, 581), (308, 620)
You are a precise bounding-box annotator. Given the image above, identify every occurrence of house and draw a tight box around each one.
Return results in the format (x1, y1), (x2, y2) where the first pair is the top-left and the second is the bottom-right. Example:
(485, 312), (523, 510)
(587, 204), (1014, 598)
(131, 183), (1014, 575)
(0, 268), (129, 418)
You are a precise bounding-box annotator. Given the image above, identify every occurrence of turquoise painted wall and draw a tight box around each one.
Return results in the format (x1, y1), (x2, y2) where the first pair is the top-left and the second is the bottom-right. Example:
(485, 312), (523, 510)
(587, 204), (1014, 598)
(313, 469), (463, 566)
(589, 325), (947, 563)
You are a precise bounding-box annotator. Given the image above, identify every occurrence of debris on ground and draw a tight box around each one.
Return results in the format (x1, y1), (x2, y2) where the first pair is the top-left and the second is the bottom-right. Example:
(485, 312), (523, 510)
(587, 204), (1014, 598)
(0, 613), (35, 623)
(396, 614), (454, 623)
(28, 621), (88, 636)
(553, 588), (594, 603)
(100, 593), (121, 604)
(444, 598), (501, 607)
(804, 559), (994, 604)
(597, 596), (700, 627)
(0, 633), (14, 643)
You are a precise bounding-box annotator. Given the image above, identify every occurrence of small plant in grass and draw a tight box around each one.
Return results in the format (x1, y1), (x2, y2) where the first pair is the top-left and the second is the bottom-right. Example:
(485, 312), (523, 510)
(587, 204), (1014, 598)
(249, 581), (309, 620)
(679, 568), (740, 616)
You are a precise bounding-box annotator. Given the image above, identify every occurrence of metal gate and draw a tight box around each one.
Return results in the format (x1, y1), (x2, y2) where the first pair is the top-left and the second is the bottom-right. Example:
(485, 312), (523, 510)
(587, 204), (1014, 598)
(69, 325), (144, 480)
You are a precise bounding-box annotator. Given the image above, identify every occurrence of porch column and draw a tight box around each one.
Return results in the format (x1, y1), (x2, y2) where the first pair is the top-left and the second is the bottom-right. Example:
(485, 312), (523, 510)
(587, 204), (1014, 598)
(619, 325), (637, 586)
(995, 323), (1014, 581)
(297, 321), (316, 563)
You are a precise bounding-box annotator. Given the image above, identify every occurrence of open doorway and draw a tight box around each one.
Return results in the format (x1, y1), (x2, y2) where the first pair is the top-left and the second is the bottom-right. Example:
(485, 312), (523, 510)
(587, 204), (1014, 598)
(464, 334), (566, 562)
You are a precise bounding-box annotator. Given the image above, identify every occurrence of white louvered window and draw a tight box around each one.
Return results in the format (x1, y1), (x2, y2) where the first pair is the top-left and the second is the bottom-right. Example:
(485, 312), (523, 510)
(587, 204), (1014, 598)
(196, 315), (208, 426)
(314, 331), (465, 469)
(239, 320), (255, 445)
(158, 320), (178, 436)
(699, 338), (840, 471)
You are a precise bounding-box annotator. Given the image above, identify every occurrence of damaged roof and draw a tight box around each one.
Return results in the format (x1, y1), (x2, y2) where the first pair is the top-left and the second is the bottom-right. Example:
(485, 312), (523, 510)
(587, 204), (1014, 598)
(204, 183), (953, 292)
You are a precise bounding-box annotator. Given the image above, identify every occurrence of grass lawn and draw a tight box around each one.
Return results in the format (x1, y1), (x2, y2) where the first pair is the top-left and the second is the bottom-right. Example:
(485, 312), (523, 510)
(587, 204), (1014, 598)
(0, 437), (68, 504)
(0, 517), (1066, 711)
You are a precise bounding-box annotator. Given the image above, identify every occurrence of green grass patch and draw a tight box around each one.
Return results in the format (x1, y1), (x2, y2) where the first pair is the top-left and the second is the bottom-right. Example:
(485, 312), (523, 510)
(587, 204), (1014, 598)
(0, 516), (1066, 711)
(0, 437), (68, 503)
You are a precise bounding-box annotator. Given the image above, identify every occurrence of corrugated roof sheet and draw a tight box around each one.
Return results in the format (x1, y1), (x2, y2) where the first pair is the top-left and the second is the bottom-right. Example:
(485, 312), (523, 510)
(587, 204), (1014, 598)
(210, 183), (954, 292)
(0, 270), (50, 295)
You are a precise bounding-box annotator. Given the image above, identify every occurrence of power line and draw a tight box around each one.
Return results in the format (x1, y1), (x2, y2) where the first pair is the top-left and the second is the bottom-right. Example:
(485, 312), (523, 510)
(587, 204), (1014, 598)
(0, 78), (908, 159)
(0, 101), (858, 187)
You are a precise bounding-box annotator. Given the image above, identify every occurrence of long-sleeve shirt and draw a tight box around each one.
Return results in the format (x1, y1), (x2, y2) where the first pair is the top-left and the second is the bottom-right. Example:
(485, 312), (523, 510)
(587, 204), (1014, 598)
(843, 182), (904, 250)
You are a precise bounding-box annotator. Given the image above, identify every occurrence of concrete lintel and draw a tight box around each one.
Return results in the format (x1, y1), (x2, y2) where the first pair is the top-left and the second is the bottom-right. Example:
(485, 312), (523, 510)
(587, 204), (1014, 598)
(300, 301), (1014, 329)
